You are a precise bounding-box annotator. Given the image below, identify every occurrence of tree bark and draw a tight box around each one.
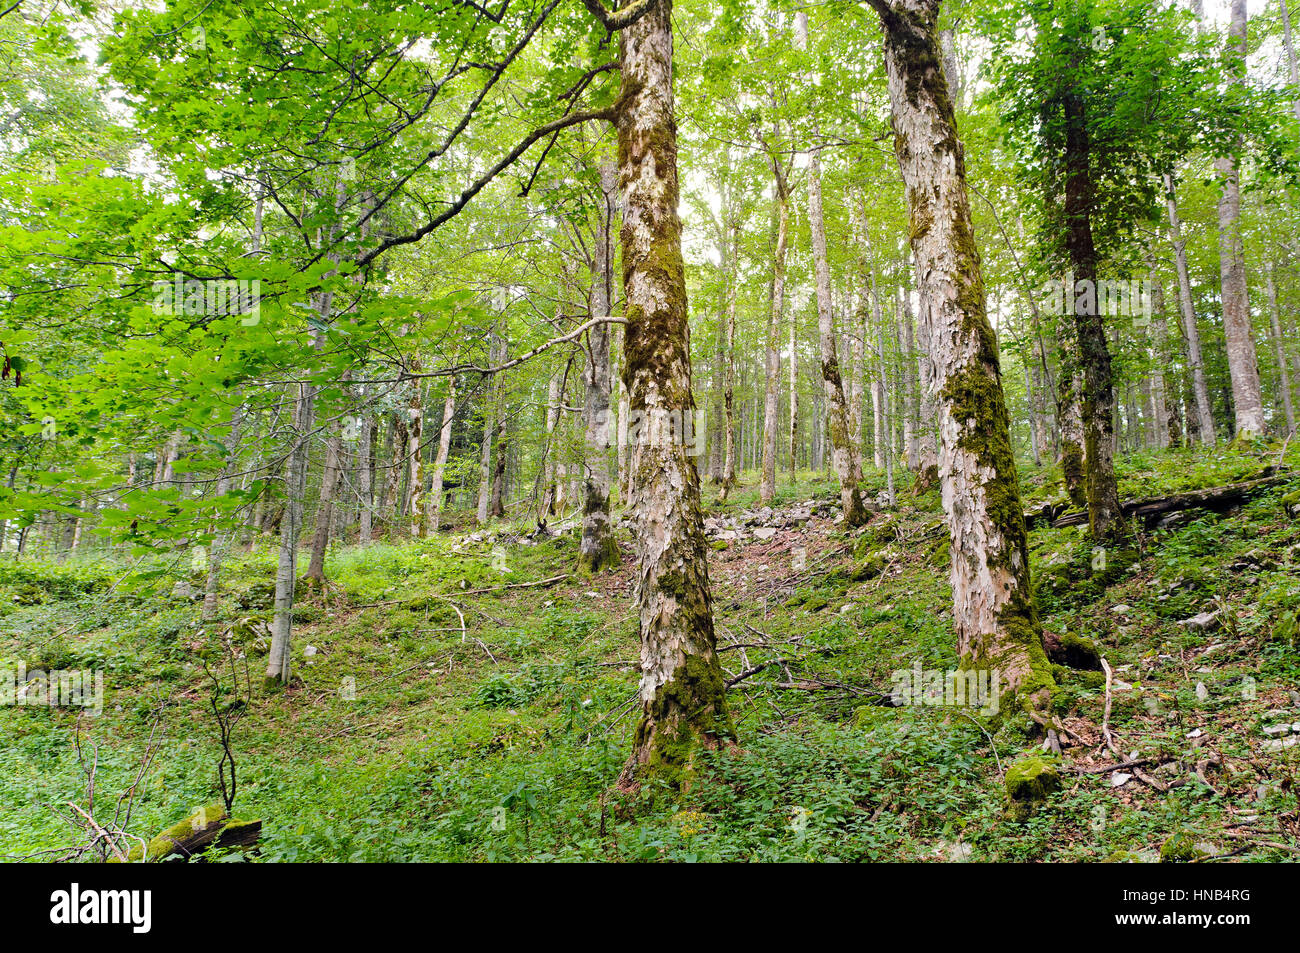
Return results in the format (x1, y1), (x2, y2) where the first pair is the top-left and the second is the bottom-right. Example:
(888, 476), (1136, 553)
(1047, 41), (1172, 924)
(871, 0), (1054, 706)
(1163, 173), (1216, 444)
(428, 375), (457, 533)
(578, 156), (620, 572)
(1216, 0), (1267, 438)
(303, 415), (342, 584)
(798, 10), (868, 526)
(1063, 83), (1124, 539)
(1266, 261), (1297, 436)
(760, 146), (787, 506)
(614, 0), (733, 786)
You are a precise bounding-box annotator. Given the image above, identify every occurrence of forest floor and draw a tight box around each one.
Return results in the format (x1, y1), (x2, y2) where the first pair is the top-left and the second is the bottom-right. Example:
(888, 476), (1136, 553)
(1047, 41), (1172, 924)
(3, 442), (1300, 862)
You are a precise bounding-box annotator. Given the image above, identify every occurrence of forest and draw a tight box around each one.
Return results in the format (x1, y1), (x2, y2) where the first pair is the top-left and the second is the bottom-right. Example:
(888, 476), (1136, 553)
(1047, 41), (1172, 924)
(2, 0), (1300, 873)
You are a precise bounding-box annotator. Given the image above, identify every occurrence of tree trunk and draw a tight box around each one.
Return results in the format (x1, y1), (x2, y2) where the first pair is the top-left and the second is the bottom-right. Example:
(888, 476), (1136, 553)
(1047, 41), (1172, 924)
(760, 151), (787, 506)
(1164, 173), (1216, 444)
(488, 343), (506, 517)
(428, 375), (457, 533)
(303, 418), (342, 585)
(718, 213), (739, 500)
(798, 10), (867, 525)
(1282, 0), (1300, 124)
(475, 332), (501, 525)
(614, 0), (733, 786)
(1216, 0), (1266, 438)
(1063, 85), (1124, 539)
(872, 0), (1053, 706)
(266, 291), (329, 687)
(578, 157), (620, 572)
(1266, 262), (1297, 436)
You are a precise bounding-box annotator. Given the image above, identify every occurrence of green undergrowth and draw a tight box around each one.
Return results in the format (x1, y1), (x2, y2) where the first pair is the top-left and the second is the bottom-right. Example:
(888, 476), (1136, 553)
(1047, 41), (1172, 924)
(2, 443), (1298, 861)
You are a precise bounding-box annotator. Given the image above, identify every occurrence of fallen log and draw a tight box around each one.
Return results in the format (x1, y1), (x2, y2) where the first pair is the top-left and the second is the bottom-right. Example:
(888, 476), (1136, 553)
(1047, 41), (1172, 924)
(1027, 473), (1291, 530)
(111, 802), (262, 862)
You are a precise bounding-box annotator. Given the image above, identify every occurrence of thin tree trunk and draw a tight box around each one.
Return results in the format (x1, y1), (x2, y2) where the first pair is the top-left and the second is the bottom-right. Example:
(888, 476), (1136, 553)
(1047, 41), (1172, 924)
(1282, 0), (1300, 124)
(1145, 254), (1172, 449)
(1266, 261), (1297, 435)
(304, 415), (342, 584)
(760, 150), (787, 505)
(357, 403), (373, 544)
(798, 10), (867, 525)
(719, 213), (739, 500)
(578, 156), (619, 572)
(428, 375), (457, 533)
(1164, 173), (1216, 444)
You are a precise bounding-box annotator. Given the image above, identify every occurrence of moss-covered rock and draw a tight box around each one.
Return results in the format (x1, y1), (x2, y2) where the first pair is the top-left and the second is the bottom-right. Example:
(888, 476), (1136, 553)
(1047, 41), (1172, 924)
(1282, 489), (1300, 518)
(1004, 755), (1060, 820)
(851, 553), (887, 581)
(113, 802), (261, 863)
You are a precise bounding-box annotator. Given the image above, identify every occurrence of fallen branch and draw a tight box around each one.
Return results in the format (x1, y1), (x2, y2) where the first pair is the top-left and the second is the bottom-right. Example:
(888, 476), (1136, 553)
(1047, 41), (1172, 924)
(1032, 472), (1289, 529)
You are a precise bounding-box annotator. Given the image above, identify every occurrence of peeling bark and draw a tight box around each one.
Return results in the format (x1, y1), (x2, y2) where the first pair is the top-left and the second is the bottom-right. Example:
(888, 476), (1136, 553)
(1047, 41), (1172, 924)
(870, 0), (1053, 707)
(614, 0), (732, 785)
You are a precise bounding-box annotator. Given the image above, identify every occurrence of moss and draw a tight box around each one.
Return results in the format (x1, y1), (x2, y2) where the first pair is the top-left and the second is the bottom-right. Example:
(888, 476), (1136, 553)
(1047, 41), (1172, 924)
(1004, 755), (1060, 820)
(851, 553), (887, 581)
(118, 802), (226, 862)
(630, 649), (735, 792)
(1160, 831), (1211, 863)
(1282, 489), (1300, 517)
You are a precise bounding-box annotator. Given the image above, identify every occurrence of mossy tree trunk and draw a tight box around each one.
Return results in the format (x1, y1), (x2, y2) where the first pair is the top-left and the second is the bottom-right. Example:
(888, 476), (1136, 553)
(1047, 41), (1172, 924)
(614, 0), (733, 785)
(869, 0), (1054, 708)
(1062, 85), (1125, 540)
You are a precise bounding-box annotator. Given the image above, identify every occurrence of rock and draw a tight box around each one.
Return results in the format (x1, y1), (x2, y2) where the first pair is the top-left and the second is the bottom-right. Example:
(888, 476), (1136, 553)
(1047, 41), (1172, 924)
(753, 527), (777, 541)
(1261, 722), (1294, 737)
(1263, 736), (1299, 751)
(171, 580), (196, 600)
(1110, 604), (1132, 615)
(1105, 849), (1160, 863)
(852, 553), (887, 581)
(1005, 756), (1061, 820)
(1179, 610), (1221, 634)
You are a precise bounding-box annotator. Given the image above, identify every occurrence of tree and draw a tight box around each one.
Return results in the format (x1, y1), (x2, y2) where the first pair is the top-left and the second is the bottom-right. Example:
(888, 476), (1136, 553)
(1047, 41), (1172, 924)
(592, 0), (736, 784)
(866, 0), (1055, 710)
